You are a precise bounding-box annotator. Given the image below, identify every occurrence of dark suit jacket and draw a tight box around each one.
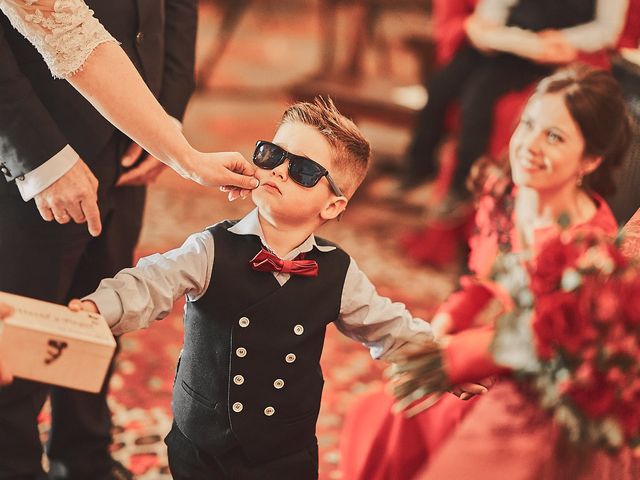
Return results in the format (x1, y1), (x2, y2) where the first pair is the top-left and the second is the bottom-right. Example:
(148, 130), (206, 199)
(0, 0), (197, 183)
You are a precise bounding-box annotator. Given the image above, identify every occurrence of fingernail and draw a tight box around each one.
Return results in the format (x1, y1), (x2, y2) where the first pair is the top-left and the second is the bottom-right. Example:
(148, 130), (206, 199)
(251, 178), (260, 188)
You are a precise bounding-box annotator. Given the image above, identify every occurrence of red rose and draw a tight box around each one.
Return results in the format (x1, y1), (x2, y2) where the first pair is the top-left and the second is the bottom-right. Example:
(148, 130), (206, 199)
(566, 372), (616, 419)
(614, 401), (640, 440)
(533, 291), (596, 359)
(531, 238), (579, 296)
(591, 277), (621, 324)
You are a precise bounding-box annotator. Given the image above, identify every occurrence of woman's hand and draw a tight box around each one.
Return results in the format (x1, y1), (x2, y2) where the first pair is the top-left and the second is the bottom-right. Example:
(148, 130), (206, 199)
(450, 376), (497, 400)
(179, 150), (259, 192)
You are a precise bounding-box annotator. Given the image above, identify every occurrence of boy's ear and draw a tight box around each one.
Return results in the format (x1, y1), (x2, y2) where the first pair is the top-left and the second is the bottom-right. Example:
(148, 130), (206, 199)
(320, 196), (348, 221)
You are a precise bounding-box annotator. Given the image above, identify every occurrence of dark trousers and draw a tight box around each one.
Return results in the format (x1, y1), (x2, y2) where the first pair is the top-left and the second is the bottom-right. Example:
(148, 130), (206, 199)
(405, 47), (551, 196)
(0, 132), (146, 480)
(165, 422), (319, 480)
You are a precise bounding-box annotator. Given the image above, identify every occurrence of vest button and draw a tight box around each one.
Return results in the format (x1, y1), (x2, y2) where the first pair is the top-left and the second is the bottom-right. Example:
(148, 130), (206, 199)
(233, 375), (244, 385)
(239, 317), (250, 327)
(273, 378), (284, 389)
(293, 324), (304, 335)
(285, 353), (296, 363)
(232, 402), (243, 412)
(136, 31), (144, 44)
(236, 347), (247, 358)
(264, 406), (275, 416)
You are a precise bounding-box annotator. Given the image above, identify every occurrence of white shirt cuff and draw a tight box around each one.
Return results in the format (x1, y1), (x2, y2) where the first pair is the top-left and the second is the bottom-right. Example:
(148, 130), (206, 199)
(15, 145), (80, 201)
(83, 288), (125, 330)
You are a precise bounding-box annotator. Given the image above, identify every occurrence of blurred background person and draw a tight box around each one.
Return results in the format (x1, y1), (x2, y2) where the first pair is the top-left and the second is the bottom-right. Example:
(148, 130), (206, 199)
(398, 0), (628, 267)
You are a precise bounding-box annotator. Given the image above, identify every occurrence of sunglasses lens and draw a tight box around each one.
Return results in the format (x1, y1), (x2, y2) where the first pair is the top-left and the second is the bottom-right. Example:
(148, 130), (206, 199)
(254, 143), (283, 169)
(289, 157), (324, 187)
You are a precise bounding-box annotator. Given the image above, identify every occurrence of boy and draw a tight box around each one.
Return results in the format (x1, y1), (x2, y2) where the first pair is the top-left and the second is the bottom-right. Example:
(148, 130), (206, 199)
(71, 98), (433, 479)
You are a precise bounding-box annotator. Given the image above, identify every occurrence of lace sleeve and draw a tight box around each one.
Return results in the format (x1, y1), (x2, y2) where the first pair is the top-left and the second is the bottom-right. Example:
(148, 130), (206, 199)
(0, 0), (117, 78)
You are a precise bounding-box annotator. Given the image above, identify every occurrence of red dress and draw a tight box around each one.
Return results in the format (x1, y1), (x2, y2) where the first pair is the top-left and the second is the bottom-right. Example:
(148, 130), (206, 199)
(339, 192), (619, 480)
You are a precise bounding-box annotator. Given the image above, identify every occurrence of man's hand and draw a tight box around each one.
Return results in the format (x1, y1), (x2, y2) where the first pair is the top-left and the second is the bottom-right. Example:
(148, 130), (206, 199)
(0, 302), (14, 386)
(68, 298), (100, 314)
(34, 159), (101, 237)
(116, 142), (167, 186)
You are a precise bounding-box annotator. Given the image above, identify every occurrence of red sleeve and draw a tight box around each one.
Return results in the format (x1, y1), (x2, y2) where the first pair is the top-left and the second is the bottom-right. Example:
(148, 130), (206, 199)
(444, 326), (510, 384)
(437, 281), (494, 333)
(432, 0), (478, 65)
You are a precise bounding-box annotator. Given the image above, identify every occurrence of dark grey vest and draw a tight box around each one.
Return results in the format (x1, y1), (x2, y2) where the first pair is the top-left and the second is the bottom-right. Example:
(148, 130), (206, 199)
(172, 221), (351, 464)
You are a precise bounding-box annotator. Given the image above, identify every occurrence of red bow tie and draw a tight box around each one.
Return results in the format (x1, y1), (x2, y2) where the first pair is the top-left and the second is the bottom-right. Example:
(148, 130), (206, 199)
(249, 248), (319, 277)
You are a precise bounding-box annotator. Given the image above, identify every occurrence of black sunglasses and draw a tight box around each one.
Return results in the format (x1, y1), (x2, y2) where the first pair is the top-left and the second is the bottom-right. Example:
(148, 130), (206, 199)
(253, 141), (344, 197)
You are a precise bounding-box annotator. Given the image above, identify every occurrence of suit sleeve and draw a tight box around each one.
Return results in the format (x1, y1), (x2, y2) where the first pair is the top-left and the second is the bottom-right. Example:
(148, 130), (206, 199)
(158, 0), (197, 121)
(0, 20), (68, 181)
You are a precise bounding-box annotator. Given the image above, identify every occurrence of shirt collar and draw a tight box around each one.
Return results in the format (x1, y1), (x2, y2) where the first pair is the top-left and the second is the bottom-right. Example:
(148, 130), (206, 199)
(227, 208), (336, 259)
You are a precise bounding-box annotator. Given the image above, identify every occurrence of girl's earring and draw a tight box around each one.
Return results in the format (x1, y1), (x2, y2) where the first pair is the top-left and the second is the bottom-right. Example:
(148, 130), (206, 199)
(576, 172), (584, 187)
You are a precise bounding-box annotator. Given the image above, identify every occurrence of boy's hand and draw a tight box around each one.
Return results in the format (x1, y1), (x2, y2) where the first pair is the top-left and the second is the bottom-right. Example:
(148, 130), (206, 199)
(68, 299), (100, 314)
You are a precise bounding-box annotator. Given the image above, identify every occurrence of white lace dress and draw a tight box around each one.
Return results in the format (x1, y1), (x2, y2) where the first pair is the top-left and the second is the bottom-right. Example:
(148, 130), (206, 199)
(0, 0), (116, 78)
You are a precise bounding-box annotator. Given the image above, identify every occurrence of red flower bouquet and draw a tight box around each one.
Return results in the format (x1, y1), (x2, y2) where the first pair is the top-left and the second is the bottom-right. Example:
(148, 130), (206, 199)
(523, 232), (640, 450)
(392, 230), (640, 452)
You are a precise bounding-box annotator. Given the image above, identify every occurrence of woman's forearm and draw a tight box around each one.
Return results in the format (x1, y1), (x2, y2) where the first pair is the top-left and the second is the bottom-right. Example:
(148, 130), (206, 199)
(68, 42), (195, 177)
(465, 15), (543, 59)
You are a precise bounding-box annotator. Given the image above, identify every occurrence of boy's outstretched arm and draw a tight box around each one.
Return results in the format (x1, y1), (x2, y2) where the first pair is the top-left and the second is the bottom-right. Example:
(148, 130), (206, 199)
(71, 230), (214, 335)
(335, 258), (434, 362)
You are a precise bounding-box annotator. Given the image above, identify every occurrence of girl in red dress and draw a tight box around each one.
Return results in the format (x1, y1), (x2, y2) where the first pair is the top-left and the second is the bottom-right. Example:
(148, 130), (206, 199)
(340, 64), (632, 480)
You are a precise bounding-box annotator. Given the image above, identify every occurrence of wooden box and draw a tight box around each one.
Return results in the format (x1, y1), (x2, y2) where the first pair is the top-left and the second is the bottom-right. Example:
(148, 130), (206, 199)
(0, 291), (116, 393)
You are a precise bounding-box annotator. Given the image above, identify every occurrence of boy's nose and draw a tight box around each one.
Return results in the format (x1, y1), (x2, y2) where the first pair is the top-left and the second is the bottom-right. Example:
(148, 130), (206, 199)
(272, 160), (288, 180)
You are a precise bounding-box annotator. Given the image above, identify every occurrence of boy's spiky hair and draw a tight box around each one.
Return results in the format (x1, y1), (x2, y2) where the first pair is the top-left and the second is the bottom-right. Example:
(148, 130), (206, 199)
(279, 97), (370, 198)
